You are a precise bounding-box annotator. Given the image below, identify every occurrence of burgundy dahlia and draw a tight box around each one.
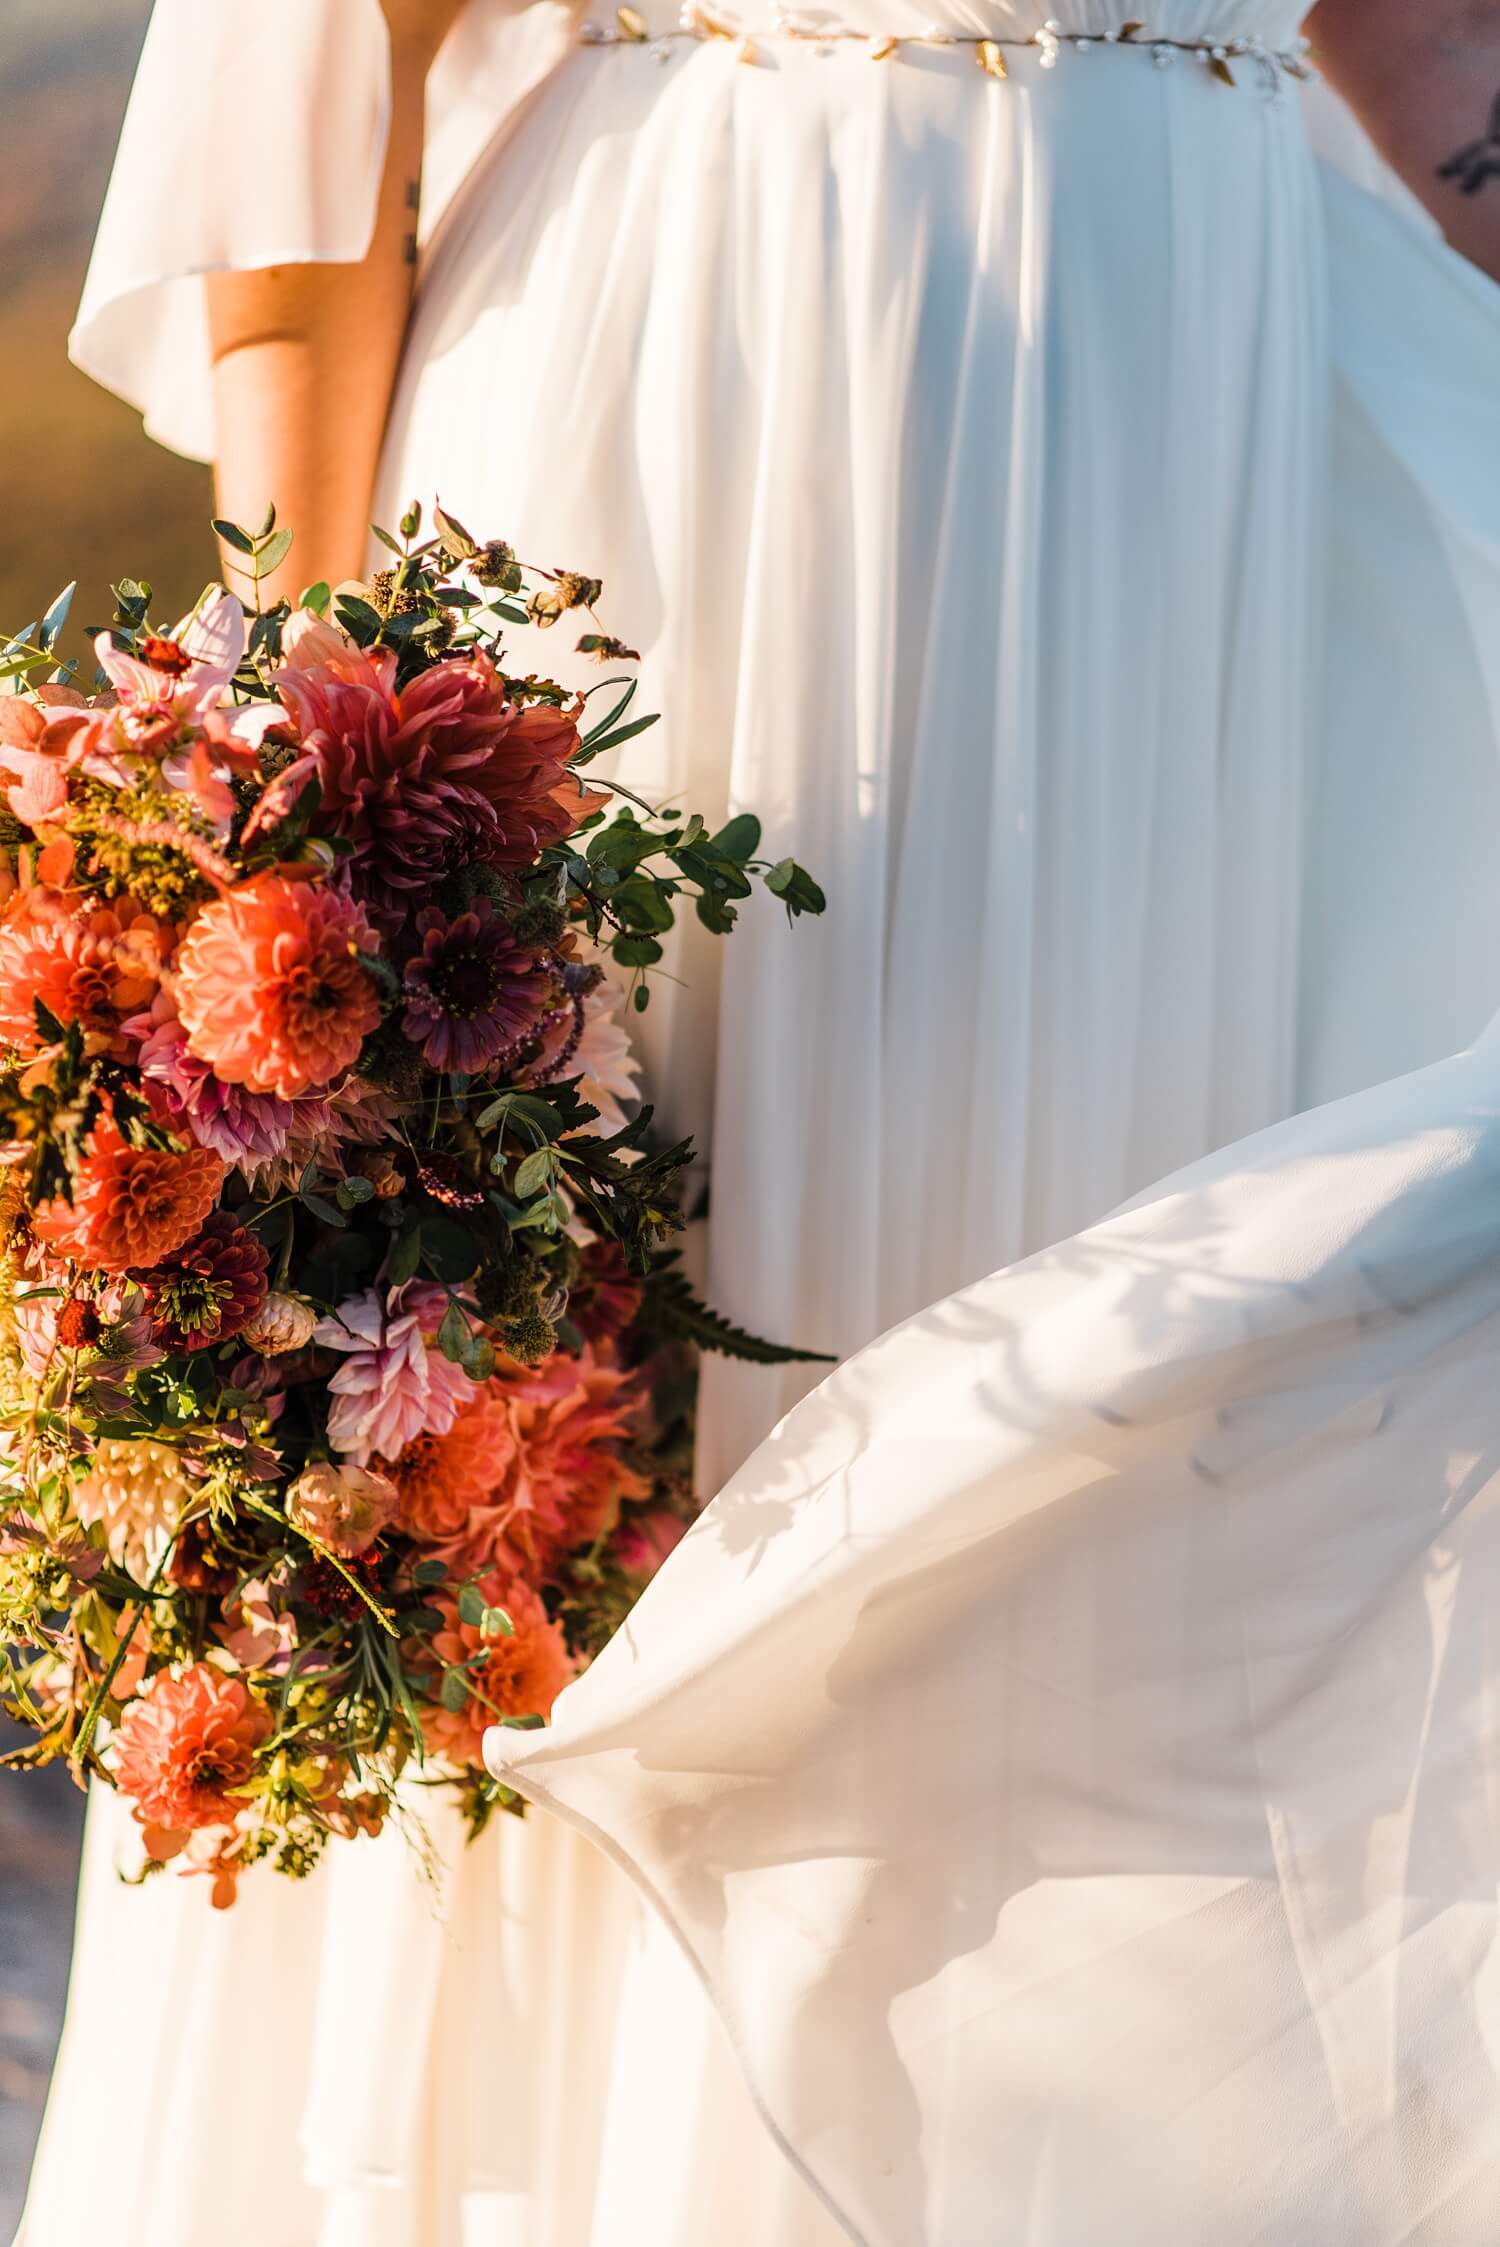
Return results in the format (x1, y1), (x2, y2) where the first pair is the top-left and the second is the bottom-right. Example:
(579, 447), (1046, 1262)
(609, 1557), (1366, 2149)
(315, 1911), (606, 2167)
(275, 645), (584, 919)
(401, 899), (561, 1073)
(140, 1211), (270, 1354)
(568, 1240), (644, 1345)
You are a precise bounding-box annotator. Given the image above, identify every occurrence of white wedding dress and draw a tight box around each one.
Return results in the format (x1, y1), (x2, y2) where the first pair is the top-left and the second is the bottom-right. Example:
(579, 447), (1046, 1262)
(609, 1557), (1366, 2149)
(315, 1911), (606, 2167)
(18, 1), (1500, 2242)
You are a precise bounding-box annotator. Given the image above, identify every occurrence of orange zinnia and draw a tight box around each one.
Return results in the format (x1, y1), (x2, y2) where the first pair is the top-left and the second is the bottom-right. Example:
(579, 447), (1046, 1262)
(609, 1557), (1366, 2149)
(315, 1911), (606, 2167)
(32, 1107), (224, 1272)
(174, 874), (380, 1099)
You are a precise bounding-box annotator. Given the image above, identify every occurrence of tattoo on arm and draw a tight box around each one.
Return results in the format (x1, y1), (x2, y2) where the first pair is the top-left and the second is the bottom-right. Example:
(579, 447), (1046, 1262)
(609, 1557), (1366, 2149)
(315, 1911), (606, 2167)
(1438, 88), (1500, 196)
(404, 176), (420, 267)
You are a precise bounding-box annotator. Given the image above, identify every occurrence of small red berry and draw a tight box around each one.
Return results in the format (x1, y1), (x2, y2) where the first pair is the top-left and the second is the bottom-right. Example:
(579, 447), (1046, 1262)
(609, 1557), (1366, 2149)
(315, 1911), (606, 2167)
(138, 634), (193, 677)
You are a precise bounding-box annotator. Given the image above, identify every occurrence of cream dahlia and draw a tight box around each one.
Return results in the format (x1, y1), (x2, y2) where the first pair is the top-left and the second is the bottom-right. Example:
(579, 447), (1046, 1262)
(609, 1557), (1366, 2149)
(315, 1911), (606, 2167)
(72, 1435), (189, 1581)
(285, 1462), (400, 1557)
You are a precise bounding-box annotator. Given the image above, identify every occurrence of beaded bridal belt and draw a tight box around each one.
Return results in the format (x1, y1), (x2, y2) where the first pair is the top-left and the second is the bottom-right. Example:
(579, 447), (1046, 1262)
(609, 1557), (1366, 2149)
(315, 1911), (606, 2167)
(578, 10), (1317, 92)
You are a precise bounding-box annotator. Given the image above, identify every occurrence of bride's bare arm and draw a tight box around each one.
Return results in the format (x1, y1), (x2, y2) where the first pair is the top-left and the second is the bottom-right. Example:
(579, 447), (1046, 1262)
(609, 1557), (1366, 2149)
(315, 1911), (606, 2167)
(204, 2), (464, 602)
(1307, 0), (1500, 284)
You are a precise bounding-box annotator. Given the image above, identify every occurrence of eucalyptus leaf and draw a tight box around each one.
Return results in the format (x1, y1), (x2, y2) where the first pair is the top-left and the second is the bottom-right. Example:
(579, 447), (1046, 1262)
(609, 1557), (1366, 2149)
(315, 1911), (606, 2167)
(434, 504), (480, 561)
(420, 1216), (480, 1282)
(38, 582), (76, 654)
(256, 526), (294, 578)
(437, 1299), (472, 1362)
(513, 1146), (557, 1199)
(710, 813), (762, 864)
(765, 858), (828, 915)
(386, 1224), (423, 1285)
(299, 1191), (348, 1228)
(612, 934), (664, 968)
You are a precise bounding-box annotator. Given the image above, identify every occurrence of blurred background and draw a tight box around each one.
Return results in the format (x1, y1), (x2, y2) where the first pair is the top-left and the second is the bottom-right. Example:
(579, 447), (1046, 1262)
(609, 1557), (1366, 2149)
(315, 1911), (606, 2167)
(0, 0), (210, 638)
(0, 0), (210, 2225)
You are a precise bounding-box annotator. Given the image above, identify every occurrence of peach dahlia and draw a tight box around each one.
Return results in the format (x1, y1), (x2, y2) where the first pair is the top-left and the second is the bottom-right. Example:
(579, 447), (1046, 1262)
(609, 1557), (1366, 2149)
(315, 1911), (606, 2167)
(174, 874), (380, 1099)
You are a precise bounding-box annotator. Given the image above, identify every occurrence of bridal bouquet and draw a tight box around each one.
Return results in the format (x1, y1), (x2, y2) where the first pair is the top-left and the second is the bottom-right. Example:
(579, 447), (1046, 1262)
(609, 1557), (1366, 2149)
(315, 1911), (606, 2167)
(0, 504), (823, 1904)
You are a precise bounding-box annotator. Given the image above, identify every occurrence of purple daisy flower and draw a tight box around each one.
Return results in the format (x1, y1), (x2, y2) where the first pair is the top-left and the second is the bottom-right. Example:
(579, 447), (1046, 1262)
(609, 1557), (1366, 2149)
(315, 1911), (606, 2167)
(400, 899), (559, 1074)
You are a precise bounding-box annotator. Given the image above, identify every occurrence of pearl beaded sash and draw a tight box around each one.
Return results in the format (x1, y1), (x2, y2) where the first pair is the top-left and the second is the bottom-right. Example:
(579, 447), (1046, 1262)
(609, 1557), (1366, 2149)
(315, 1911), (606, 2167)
(577, 9), (1317, 91)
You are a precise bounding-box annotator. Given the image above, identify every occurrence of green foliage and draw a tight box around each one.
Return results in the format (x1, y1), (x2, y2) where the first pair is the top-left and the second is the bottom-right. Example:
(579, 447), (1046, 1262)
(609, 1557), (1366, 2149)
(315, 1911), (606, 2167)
(639, 1254), (834, 1365)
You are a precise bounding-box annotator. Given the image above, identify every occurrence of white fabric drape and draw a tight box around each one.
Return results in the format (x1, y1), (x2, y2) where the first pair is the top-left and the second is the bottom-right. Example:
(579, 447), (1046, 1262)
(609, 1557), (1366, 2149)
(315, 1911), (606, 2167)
(494, 1011), (1500, 2247)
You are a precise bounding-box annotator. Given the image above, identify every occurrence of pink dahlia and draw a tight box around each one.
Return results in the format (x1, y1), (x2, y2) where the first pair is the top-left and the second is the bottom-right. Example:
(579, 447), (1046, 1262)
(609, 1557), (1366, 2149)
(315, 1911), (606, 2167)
(139, 1211), (270, 1354)
(130, 992), (334, 1170)
(112, 1662), (270, 1835)
(174, 874), (381, 1099)
(313, 1283), (476, 1465)
(400, 899), (559, 1072)
(275, 618), (584, 917)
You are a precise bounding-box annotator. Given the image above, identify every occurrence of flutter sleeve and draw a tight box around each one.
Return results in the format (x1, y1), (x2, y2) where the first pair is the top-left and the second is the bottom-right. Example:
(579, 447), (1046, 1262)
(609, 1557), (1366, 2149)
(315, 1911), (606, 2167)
(69, 0), (393, 463)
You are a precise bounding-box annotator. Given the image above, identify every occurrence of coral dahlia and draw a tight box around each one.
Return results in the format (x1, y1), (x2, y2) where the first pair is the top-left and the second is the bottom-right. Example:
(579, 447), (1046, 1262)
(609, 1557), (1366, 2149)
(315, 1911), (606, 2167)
(32, 1108), (225, 1272)
(418, 1571), (575, 1765)
(0, 895), (171, 1056)
(426, 1345), (648, 1578)
(379, 1385), (519, 1548)
(174, 874), (380, 1099)
(112, 1662), (271, 1834)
